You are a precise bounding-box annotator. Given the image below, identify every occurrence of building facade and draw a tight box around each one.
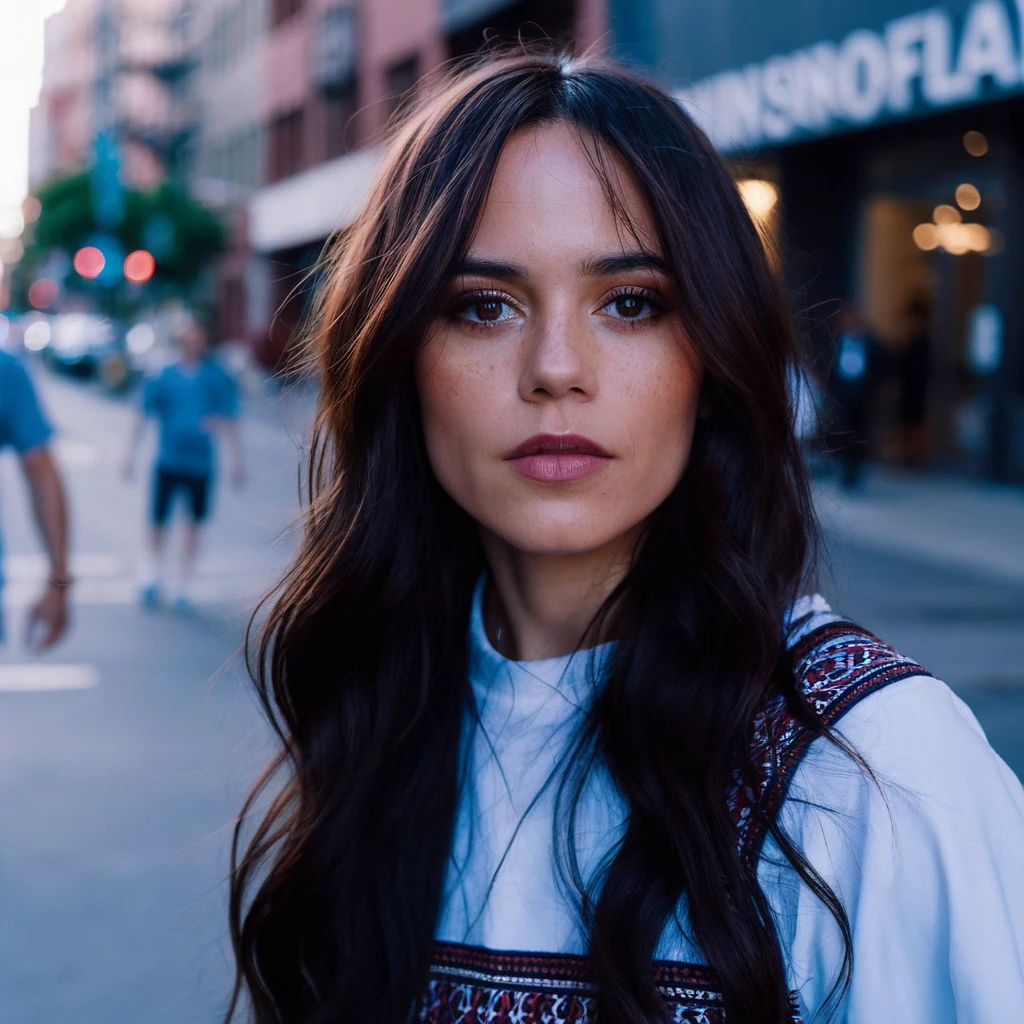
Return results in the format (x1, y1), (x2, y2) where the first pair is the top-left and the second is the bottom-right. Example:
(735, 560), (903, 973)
(611, 0), (1024, 479)
(188, 0), (271, 347)
(30, 0), (187, 191)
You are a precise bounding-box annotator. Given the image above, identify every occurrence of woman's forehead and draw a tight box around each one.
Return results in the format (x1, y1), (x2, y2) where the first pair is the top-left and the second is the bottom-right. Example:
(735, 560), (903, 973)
(469, 123), (661, 261)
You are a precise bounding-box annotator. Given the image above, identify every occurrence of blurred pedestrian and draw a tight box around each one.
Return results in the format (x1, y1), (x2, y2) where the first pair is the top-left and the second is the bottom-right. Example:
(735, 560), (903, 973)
(897, 297), (932, 468)
(0, 351), (71, 647)
(827, 303), (887, 489)
(121, 312), (244, 611)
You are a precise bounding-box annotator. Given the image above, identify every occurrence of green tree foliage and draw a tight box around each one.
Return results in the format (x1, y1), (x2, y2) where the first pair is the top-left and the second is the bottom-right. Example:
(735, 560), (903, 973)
(13, 171), (226, 311)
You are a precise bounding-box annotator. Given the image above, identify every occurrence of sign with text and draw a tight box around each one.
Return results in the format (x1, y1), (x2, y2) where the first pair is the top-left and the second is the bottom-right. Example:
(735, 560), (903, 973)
(673, 1), (1024, 150)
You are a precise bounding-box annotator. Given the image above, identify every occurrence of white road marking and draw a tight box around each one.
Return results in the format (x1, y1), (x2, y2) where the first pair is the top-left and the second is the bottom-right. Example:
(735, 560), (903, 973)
(0, 664), (98, 691)
(52, 436), (100, 467)
(3, 553), (125, 579)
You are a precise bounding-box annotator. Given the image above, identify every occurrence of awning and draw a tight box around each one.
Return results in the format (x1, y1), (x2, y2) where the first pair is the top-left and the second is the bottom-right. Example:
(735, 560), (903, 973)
(248, 146), (382, 253)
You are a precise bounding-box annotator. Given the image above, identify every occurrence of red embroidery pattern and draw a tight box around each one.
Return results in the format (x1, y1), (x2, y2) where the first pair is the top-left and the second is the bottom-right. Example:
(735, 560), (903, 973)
(729, 621), (929, 869)
(422, 621), (928, 1023)
(420, 943), (730, 1024)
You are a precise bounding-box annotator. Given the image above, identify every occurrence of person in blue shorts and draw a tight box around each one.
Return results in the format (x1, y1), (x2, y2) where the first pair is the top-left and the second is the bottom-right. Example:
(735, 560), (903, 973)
(0, 350), (71, 646)
(122, 312), (244, 610)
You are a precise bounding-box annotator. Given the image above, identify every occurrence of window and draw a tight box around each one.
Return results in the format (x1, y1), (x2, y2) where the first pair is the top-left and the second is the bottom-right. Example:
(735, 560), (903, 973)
(385, 55), (419, 120)
(269, 108), (306, 182)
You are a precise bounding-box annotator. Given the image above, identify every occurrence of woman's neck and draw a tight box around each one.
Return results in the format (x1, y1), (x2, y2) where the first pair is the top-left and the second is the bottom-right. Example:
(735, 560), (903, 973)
(479, 526), (641, 661)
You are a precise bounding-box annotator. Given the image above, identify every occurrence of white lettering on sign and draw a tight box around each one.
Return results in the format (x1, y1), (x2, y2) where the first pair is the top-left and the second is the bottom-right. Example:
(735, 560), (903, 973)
(677, 0), (1024, 149)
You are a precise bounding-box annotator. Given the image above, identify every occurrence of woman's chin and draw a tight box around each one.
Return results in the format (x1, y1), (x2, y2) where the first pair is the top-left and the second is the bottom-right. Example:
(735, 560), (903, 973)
(481, 516), (639, 560)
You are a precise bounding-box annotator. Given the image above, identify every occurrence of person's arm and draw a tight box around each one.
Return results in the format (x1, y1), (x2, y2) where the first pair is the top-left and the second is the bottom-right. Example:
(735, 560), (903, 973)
(20, 445), (71, 649)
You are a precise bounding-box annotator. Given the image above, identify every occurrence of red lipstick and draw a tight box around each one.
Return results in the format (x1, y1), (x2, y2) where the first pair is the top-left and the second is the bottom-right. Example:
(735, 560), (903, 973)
(505, 433), (612, 483)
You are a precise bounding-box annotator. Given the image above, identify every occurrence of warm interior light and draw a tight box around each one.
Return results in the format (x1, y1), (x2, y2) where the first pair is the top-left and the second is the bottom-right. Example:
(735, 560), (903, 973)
(913, 223), (939, 250)
(915, 217), (993, 255)
(930, 222), (991, 254)
(933, 204), (961, 224)
(737, 179), (779, 221)
(963, 130), (988, 157)
(955, 183), (981, 210)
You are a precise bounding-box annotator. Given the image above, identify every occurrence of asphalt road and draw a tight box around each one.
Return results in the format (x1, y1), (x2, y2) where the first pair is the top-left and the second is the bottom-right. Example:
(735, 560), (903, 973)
(0, 365), (1020, 1023)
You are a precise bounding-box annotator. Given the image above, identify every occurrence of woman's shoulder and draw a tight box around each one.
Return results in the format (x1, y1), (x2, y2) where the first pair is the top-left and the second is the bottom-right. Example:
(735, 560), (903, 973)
(780, 602), (1020, 815)
(767, 656), (1024, 1021)
(791, 671), (1022, 816)
(740, 601), (1024, 864)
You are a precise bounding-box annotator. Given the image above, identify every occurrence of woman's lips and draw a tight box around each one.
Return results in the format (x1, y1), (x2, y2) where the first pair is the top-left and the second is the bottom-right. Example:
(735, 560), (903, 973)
(505, 433), (612, 483)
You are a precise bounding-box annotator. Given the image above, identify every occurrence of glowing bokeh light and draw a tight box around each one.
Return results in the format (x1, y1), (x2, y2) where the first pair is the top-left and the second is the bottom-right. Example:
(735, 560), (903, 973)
(24, 319), (51, 351)
(913, 224), (939, 250)
(123, 249), (156, 284)
(963, 131), (988, 157)
(933, 204), (961, 225)
(955, 184), (981, 211)
(28, 278), (59, 309)
(737, 179), (779, 220)
(73, 246), (106, 279)
(126, 323), (156, 354)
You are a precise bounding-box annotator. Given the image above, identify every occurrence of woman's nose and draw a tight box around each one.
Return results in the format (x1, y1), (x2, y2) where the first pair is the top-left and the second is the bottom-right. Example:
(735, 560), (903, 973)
(518, 307), (598, 402)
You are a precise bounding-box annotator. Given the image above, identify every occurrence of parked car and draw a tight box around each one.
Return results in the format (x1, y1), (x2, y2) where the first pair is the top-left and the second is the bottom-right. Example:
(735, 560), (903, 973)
(42, 313), (122, 379)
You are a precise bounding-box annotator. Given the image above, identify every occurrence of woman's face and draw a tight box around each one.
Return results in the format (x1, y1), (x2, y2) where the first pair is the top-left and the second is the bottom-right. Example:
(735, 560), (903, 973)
(415, 123), (702, 557)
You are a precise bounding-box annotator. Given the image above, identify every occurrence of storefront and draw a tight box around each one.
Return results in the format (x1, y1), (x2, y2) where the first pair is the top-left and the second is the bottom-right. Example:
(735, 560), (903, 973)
(611, 0), (1024, 479)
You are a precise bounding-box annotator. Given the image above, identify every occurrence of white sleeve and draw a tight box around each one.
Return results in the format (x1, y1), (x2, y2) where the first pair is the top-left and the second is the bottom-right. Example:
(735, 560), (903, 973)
(758, 674), (1024, 1023)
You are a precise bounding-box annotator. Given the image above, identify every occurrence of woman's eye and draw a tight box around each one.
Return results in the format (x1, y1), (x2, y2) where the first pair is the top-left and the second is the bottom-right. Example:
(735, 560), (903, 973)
(602, 292), (662, 321)
(456, 296), (517, 325)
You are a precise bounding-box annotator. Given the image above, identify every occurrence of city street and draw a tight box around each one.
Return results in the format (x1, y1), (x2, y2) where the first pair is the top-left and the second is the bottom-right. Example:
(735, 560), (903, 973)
(0, 366), (1021, 1023)
(0, 365), (307, 1024)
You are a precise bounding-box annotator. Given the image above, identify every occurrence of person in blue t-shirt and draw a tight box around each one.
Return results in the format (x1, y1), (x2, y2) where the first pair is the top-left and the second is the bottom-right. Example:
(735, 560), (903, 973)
(0, 351), (71, 646)
(122, 312), (244, 609)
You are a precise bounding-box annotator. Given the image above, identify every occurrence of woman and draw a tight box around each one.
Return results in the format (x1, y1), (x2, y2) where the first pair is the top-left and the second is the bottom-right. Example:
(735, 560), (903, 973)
(228, 52), (1024, 1023)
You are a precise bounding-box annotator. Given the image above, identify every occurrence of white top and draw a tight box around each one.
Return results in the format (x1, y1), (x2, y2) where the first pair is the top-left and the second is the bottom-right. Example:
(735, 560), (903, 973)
(437, 581), (1024, 1022)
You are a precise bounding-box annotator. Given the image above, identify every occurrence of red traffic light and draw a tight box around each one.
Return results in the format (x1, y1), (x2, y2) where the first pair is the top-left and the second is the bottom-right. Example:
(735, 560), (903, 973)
(124, 249), (155, 284)
(73, 246), (106, 279)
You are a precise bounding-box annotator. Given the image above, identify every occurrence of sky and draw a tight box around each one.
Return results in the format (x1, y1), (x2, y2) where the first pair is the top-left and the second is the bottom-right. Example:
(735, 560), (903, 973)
(0, 0), (68, 239)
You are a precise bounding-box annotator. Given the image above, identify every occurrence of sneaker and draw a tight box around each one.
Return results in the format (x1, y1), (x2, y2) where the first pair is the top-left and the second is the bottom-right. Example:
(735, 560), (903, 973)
(139, 582), (160, 608)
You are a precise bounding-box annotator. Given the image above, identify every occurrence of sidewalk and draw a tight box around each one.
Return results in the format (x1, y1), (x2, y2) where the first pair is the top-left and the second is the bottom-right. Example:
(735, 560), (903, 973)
(814, 469), (1024, 584)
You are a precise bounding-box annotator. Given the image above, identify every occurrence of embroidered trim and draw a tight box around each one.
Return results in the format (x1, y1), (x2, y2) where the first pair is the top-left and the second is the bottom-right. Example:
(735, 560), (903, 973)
(730, 620), (931, 869)
(422, 942), (730, 1023)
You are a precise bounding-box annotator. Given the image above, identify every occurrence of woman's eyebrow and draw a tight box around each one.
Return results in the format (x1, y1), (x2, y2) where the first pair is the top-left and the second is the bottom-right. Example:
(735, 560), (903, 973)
(581, 251), (671, 276)
(452, 257), (529, 280)
(452, 251), (670, 282)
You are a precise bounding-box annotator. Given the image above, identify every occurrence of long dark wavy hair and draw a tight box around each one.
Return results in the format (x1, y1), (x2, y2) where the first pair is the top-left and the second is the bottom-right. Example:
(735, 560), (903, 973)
(228, 51), (851, 1024)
